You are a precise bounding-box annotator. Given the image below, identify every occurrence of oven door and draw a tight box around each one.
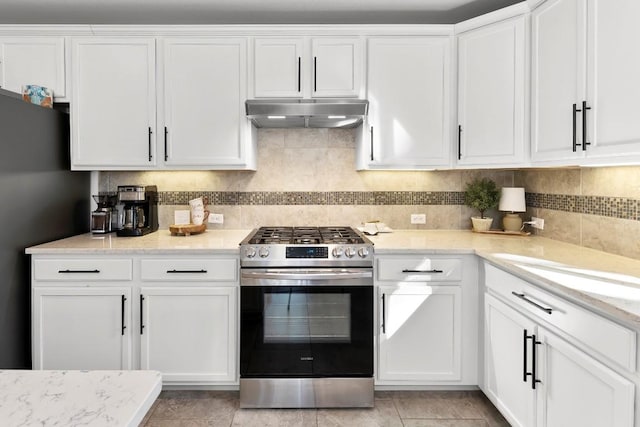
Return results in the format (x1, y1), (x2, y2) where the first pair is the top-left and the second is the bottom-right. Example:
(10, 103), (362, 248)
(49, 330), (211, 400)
(240, 268), (373, 378)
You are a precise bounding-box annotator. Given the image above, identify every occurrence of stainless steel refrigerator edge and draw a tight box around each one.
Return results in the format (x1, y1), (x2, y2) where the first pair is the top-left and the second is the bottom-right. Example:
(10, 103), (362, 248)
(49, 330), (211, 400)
(0, 88), (90, 368)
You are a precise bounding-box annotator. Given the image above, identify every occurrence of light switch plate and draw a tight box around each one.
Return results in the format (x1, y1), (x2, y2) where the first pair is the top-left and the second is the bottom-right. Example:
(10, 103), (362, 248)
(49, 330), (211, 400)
(411, 214), (426, 224)
(208, 213), (224, 224)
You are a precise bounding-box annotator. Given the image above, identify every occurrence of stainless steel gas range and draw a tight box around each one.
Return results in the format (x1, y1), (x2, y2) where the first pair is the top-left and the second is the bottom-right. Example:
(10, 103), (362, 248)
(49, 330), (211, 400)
(239, 226), (374, 408)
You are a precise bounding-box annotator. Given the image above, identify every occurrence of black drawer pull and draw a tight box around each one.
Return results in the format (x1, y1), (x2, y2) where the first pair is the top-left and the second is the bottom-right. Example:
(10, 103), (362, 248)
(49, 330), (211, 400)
(140, 294), (145, 335)
(512, 291), (553, 314)
(402, 269), (444, 274)
(166, 269), (208, 274)
(58, 269), (100, 274)
(121, 295), (126, 336)
(381, 293), (386, 334)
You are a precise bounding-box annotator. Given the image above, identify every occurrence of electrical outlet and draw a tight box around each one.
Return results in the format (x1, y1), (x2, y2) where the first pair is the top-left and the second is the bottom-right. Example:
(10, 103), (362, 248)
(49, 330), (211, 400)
(531, 216), (544, 230)
(208, 213), (224, 224)
(411, 214), (426, 224)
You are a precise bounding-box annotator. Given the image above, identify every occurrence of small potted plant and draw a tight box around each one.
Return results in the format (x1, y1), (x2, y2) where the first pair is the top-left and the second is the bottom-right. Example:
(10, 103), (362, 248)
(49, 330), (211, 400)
(464, 178), (500, 232)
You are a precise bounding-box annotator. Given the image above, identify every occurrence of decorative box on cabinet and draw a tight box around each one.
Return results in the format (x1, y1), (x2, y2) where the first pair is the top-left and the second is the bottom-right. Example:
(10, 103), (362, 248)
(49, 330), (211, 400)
(483, 263), (636, 427)
(531, 0), (640, 165)
(357, 36), (453, 170)
(456, 13), (528, 167)
(252, 37), (362, 99)
(0, 37), (66, 99)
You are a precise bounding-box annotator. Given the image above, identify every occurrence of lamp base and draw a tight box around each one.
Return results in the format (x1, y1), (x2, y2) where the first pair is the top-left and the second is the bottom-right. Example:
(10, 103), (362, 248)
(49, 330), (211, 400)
(503, 213), (523, 232)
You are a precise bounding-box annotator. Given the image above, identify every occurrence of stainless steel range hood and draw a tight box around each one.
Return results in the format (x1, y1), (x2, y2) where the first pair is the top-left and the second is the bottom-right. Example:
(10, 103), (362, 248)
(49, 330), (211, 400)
(245, 99), (368, 129)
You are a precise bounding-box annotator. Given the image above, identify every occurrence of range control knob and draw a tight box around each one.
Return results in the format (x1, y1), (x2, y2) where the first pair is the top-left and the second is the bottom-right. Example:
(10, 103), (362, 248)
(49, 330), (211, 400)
(258, 247), (270, 258)
(358, 247), (370, 258)
(345, 247), (356, 258)
(332, 247), (344, 258)
(245, 247), (257, 258)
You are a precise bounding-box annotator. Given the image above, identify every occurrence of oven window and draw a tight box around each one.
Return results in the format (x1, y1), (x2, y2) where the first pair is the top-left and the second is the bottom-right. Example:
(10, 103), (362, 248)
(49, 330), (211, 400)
(263, 292), (351, 344)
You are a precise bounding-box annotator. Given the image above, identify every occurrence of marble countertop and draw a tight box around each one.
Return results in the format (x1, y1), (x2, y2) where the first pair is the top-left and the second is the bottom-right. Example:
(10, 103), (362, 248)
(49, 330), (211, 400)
(26, 229), (253, 255)
(0, 370), (161, 426)
(26, 229), (640, 329)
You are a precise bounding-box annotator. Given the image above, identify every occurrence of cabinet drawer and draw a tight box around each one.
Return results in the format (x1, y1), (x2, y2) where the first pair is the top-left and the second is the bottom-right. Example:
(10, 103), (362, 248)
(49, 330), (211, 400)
(33, 259), (132, 282)
(377, 257), (462, 282)
(485, 263), (636, 372)
(141, 258), (237, 282)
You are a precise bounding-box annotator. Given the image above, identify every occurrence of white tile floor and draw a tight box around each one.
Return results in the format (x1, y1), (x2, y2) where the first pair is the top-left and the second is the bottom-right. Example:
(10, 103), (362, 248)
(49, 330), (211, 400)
(141, 391), (510, 427)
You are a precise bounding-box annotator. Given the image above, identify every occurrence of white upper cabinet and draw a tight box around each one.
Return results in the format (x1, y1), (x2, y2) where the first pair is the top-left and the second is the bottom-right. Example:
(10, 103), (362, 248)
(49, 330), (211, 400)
(0, 37), (66, 99)
(252, 36), (362, 98)
(358, 36), (452, 169)
(532, 0), (640, 165)
(160, 38), (253, 168)
(311, 38), (362, 98)
(253, 38), (304, 98)
(457, 15), (527, 167)
(70, 38), (156, 170)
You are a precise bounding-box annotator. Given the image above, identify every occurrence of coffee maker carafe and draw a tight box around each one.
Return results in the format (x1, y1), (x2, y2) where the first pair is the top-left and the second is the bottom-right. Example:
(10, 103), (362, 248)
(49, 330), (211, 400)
(116, 185), (159, 237)
(91, 194), (117, 234)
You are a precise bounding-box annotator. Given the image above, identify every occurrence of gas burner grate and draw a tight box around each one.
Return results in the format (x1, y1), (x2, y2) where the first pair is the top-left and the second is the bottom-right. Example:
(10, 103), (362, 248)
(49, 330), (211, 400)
(247, 226), (366, 245)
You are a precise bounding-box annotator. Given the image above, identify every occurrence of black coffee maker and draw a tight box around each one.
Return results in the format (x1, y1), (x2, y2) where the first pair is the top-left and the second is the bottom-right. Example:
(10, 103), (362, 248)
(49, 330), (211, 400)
(116, 185), (159, 237)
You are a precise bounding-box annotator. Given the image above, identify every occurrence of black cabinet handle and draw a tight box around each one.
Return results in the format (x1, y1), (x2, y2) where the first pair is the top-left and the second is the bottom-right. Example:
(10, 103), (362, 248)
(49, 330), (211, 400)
(370, 126), (374, 161)
(58, 269), (100, 274)
(523, 329), (531, 382)
(458, 125), (462, 160)
(164, 126), (168, 161)
(297, 57), (301, 92)
(148, 127), (153, 161)
(314, 56), (317, 92)
(512, 291), (553, 314)
(121, 295), (126, 336)
(572, 103), (581, 152)
(140, 294), (145, 335)
(582, 100), (591, 151)
(402, 269), (444, 274)
(166, 269), (208, 274)
(381, 293), (386, 334)
(532, 334), (542, 389)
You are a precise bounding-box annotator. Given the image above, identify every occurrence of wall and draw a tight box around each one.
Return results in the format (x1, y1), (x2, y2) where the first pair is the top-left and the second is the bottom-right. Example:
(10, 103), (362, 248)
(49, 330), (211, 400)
(515, 167), (640, 259)
(99, 128), (514, 231)
(99, 129), (640, 260)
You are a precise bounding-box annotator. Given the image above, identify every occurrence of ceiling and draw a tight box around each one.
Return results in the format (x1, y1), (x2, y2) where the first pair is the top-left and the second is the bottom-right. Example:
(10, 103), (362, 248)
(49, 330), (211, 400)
(0, 0), (523, 25)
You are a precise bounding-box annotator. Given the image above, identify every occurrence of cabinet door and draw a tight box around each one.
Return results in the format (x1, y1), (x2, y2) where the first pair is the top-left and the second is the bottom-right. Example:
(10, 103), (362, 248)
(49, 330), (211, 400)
(378, 284), (461, 382)
(457, 16), (527, 166)
(162, 38), (249, 167)
(70, 38), (156, 169)
(33, 287), (131, 370)
(140, 287), (237, 383)
(311, 37), (362, 98)
(365, 37), (451, 168)
(253, 38), (303, 98)
(0, 37), (66, 98)
(531, 0), (586, 163)
(537, 327), (634, 427)
(484, 294), (536, 427)
(585, 0), (640, 159)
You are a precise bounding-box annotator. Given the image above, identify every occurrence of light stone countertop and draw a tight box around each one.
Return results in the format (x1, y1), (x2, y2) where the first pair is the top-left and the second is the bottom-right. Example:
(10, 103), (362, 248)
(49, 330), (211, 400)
(25, 229), (254, 255)
(25, 229), (640, 329)
(0, 370), (161, 426)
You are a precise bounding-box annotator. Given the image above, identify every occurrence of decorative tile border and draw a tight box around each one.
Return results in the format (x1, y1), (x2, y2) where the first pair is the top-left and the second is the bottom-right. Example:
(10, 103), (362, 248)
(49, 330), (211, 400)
(157, 191), (466, 206)
(526, 193), (639, 221)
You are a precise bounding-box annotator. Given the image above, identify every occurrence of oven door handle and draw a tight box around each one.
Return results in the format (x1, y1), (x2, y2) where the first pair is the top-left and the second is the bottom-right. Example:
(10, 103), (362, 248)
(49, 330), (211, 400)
(241, 269), (373, 281)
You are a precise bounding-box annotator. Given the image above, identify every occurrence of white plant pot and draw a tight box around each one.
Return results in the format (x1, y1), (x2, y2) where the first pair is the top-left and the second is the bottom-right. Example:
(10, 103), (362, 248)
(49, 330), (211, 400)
(471, 217), (493, 232)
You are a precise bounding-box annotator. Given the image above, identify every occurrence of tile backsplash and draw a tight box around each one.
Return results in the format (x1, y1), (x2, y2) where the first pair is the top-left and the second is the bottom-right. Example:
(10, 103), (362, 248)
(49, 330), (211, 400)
(99, 128), (640, 259)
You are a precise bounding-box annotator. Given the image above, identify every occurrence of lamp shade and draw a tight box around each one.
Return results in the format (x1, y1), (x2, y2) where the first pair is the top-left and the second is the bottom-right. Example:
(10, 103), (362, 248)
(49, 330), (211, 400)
(499, 187), (526, 212)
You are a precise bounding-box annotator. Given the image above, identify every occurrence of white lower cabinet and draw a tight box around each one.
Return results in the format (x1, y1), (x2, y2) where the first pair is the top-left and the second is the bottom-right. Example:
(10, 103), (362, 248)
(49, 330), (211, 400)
(378, 284), (461, 381)
(140, 286), (237, 384)
(484, 275), (635, 427)
(33, 287), (132, 370)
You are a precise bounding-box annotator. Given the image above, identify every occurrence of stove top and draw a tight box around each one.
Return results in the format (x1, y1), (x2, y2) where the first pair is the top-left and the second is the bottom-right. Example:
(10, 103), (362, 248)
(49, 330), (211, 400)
(247, 226), (366, 245)
(240, 226), (373, 267)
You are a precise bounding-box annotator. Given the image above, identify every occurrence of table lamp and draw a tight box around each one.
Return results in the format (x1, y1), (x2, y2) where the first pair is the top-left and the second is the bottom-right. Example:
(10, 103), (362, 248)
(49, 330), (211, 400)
(499, 187), (526, 232)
